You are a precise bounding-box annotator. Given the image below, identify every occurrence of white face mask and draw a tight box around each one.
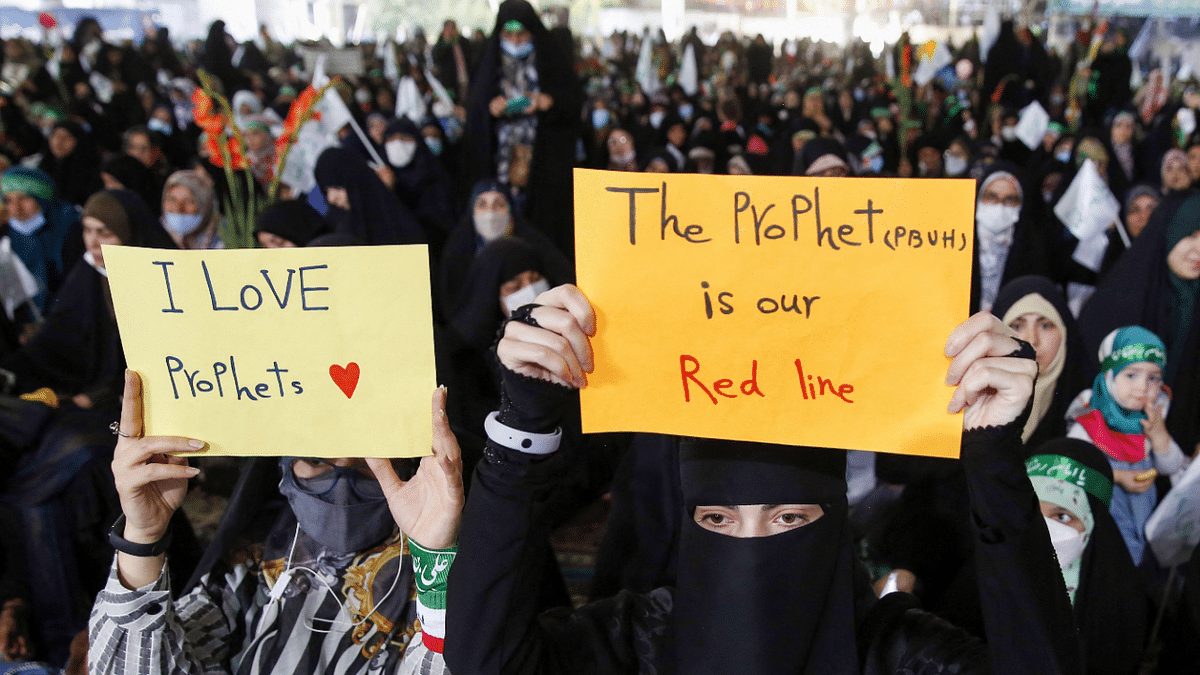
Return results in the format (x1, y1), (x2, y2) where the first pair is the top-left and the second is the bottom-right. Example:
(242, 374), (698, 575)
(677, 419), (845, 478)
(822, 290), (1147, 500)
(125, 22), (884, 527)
(1044, 516), (1086, 569)
(1001, 126), (1018, 142)
(8, 212), (46, 236)
(473, 210), (510, 242)
(975, 202), (1020, 235)
(944, 153), (968, 177)
(503, 278), (550, 314)
(611, 148), (636, 166)
(386, 139), (417, 168)
(649, 110), (666, 129)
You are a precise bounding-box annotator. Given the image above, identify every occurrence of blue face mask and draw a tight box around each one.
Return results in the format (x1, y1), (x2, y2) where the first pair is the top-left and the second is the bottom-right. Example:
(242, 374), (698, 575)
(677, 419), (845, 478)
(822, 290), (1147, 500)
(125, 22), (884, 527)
(678, 103), (694, 121)
(162, 211), (204, 237)
(424, 136), (444, 156)
(501, 39), (533, 59)
(147, 117), (173, 136)
(592, 108), (611, 129)
(1056, 149), (1072, 163)
(867, 155), (884, 174)
(8, 212), (45, 236)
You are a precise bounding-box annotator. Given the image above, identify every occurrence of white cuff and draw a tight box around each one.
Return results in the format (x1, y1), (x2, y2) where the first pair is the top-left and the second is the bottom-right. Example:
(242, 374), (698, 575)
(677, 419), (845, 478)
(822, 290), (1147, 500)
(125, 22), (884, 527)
(484, 411), (561, 455)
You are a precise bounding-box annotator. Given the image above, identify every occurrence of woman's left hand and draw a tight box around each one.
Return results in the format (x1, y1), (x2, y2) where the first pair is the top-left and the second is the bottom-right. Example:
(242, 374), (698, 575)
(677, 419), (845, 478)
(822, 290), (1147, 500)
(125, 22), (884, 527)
(367, 387), (464, 550)
(945, 312), (1038, 432)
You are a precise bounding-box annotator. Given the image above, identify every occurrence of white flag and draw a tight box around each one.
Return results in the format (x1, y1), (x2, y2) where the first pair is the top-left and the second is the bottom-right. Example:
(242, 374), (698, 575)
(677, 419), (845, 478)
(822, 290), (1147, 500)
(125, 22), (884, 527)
(279, 84), (356, 194)
(0, 237), (40, 320)
(1053, 159), (1121, 273)
(1146, 457), (1200, 567)
(1015, 100), (1051, 150)
(312, 53), (329, 88)
(913, 43), (953, 87)
(678, 43), (698, 96)
(636, 33), (658, 95)
(395, 76), (427, 123)
(980, 8), (1001, 63)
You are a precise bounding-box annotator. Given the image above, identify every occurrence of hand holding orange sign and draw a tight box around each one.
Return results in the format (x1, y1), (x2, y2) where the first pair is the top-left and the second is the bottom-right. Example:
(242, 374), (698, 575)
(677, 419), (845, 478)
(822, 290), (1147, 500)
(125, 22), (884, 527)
(573, 169), (977, 458)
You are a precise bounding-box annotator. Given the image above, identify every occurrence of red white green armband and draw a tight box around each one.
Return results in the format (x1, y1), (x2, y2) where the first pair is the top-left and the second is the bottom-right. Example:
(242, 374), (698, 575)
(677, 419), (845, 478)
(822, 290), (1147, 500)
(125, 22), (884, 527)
(409, 538), (457, 653)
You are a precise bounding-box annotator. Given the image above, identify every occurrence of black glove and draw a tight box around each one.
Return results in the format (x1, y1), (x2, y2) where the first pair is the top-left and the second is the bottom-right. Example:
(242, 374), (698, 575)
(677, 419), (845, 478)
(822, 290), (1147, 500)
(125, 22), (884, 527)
(494, 304), (575, 433)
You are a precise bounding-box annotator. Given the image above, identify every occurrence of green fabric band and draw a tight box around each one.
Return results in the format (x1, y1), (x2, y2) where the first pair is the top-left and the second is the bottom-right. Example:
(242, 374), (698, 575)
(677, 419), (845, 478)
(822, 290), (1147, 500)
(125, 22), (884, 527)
(1, 174), (52, 201)
(1100, 343), (1165, 373)
(503, 20), (524, 32)
(1025, 454), (1114, 508)
(410, 538), (456, 609)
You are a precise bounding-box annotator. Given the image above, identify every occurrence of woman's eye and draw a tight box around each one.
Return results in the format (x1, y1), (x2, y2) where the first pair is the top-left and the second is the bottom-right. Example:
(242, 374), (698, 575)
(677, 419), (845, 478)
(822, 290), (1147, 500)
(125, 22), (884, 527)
(777, 512), (809, 526)
(701, 513), (728, 526)
(1054, 512), (1073, 524)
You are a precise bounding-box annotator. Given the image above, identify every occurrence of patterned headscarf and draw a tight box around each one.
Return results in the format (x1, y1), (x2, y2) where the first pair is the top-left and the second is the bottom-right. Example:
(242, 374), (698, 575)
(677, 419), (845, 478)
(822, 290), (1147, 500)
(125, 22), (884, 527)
(1090, 326), (1166, 434)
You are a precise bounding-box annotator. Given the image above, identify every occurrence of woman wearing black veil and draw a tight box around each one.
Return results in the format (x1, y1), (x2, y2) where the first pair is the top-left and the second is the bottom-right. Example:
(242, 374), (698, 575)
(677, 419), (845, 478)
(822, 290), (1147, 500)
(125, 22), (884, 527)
(445, 287), (1082, 675)
(463, 0), (581, 256)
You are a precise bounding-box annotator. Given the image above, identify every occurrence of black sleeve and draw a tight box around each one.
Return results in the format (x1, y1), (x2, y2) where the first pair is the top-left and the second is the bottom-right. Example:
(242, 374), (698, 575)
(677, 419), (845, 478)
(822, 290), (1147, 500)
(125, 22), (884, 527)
(445, 432), (652, 675)
(861, 420), (1085, 675)
(960, 419), (1083, 675)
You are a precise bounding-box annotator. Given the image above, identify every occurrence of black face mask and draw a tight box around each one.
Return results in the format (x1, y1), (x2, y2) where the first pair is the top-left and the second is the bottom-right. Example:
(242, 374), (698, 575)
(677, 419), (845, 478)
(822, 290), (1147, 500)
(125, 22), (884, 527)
(278, 459), (395, 555)
(672, 441), (859, 675)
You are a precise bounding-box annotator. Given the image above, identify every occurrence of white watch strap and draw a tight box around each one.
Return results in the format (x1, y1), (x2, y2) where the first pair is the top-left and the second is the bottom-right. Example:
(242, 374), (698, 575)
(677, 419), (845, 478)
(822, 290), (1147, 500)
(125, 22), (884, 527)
(484, 411), (562, 455)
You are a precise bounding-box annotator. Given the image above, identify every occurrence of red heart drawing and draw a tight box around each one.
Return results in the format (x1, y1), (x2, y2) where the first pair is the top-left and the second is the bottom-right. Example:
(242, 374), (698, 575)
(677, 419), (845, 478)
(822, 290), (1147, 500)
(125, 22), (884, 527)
(329, 363), (360, 399)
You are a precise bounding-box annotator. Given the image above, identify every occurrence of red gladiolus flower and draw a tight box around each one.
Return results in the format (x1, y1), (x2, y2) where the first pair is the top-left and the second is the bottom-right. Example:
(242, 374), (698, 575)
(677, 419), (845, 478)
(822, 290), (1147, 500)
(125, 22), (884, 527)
(225, 137), (247, 170)
(192, 89), (227, 136)
(204, 134), (222, 163)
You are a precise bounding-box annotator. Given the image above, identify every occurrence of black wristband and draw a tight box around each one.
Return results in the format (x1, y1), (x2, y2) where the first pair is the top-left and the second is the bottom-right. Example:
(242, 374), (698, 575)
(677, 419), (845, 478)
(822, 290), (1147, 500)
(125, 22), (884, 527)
(109, 515), (171, 557)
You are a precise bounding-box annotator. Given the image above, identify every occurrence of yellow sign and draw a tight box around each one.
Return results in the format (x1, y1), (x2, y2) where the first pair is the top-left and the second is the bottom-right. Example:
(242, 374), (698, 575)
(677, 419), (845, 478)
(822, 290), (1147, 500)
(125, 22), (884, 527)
(574, 169), (976, 458)
(105, 245), (436, 458)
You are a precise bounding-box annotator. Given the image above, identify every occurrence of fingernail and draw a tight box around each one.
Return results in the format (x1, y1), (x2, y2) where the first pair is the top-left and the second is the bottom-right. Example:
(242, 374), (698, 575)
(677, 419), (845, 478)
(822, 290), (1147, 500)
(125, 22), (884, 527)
(186, 467), (200, 476)
(188, 440), (206, 450)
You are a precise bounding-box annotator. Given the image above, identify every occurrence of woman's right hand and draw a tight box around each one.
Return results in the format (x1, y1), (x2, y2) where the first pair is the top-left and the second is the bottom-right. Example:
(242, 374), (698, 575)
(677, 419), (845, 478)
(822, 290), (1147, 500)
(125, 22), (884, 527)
(112, 370), (205, 545)
(495, 284), (596, 389)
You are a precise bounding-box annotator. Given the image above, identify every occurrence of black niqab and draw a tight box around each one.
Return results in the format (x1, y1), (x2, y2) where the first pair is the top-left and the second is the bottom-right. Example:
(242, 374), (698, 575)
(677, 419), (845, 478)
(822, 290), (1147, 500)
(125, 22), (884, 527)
(673, 439), (858, 675)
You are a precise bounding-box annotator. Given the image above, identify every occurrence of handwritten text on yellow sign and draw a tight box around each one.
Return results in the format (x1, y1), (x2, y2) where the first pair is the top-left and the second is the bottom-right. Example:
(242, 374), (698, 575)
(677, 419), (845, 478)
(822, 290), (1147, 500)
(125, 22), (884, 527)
(105, 245), (436, 458)
(573, 169), (976, 458)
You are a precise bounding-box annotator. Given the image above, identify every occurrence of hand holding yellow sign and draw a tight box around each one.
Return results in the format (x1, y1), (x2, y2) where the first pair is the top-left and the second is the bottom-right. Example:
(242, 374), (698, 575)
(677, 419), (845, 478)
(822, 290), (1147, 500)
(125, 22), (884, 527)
(573, 169), (976, 458)
(104, 245), (436, 457)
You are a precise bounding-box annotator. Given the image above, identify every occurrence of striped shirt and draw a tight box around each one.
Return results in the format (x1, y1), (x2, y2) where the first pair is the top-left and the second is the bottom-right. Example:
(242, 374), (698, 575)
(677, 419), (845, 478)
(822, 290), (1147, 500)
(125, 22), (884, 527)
(88, 534), (450, 675)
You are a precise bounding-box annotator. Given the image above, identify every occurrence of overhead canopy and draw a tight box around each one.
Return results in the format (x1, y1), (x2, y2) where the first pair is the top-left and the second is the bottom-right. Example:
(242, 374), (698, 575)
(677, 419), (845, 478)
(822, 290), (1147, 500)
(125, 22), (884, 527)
(1048, 0), (1200, 18)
